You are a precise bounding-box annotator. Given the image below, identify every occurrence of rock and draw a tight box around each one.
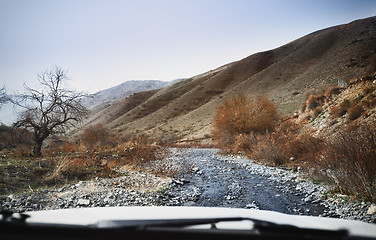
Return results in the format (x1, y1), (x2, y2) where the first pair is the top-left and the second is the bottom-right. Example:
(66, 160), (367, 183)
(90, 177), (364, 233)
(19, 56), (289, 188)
(172, 179), (184, 185)
(245, 203), (258, 209)
(367, 204), (376, 215)
(304, 196), (313, 203)
(77, 199), (90, 206)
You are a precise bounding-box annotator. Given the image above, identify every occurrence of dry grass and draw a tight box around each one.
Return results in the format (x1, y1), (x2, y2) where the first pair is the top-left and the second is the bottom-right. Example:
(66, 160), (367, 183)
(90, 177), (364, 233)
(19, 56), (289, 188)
(1, 131), (169, 195)
(44, 139), (167, 184)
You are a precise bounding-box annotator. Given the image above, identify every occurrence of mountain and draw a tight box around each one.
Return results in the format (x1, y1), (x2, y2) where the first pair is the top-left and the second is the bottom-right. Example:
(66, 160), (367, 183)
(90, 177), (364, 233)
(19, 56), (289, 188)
(81, 16), (376, 142)
(82, 79), (184, 108)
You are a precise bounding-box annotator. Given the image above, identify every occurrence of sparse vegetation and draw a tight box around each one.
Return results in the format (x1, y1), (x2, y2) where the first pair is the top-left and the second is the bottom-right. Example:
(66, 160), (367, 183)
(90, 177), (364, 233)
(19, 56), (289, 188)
(0, 126), (169, 195)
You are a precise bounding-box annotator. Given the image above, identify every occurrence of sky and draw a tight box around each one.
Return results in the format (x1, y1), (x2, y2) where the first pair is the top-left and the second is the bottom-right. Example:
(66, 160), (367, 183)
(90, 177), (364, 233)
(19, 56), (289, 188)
(0, 0), (376, 94)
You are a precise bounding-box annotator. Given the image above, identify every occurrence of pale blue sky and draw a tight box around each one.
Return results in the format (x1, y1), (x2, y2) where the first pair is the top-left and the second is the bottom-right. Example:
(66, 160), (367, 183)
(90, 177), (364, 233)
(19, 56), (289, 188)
(1, 0), (375, 93)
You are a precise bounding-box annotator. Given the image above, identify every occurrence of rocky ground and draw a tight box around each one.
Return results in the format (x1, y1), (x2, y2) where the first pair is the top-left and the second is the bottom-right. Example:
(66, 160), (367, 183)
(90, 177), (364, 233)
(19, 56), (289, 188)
(1, 148), (375, 224)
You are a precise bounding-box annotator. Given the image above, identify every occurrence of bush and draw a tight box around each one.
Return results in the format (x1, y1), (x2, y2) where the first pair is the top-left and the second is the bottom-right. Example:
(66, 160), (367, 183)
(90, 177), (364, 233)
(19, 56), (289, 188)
(0, 126), (33, 154)
(312, 107), (323, 118)
(251, 134), (285, 166)
(362, 85), (376, 95)
(316, 122), (376, 201)
(325, 86), (342, 97)
(249, 120), (322, 167)
(212, 94), (277, 146)
(306, 93), (325, 110)
(80, 124), (116, 150)
(347, 104), (363, 120)
(330, 99), (351, 117)
(232, 133), (257, 154)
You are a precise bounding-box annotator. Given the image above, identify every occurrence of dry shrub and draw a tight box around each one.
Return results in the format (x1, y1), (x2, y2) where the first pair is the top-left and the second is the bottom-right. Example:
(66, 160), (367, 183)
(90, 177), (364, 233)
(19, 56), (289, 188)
(330, 99), (351, 117)
(250, 120), (322, 166)
(249, 96), (278, 132)
(361, 95), (376, 108)
(44, 141), (77, 155)
(316, 122), (376, 201)
(251, 134), (285, 166)
(46, 154), (116, 183)
(10, 144), (32, 157)
(212, 94), (277, 147)
(156, 132), (179, 146)
(283, 133), (322, 164)
(45, 136), (167, 183)
(0, 126), (33, 155)
(80, 124), (116, 151)
(115, 141), (165, 166)
(306, 93), (326, 110)
(232, 133), (257, 154)
(325, 86), (342, 97)
(362, 85), (376, 95)
(312, 107), (323, 118)
(347, 104), (363, 120)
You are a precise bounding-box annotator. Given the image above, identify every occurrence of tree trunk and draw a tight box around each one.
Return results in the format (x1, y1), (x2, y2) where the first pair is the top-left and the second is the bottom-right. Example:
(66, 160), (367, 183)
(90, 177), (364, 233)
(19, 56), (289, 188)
(33, 139), (43, 157)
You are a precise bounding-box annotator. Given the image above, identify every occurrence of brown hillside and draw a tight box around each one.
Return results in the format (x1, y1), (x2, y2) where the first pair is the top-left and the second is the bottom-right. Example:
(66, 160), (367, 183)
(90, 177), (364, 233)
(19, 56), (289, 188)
(81, 16), (376, 141)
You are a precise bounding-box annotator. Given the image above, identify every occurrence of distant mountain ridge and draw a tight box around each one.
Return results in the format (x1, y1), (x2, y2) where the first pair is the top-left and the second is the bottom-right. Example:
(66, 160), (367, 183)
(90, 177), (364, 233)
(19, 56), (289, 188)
(82, 79), (184, 108)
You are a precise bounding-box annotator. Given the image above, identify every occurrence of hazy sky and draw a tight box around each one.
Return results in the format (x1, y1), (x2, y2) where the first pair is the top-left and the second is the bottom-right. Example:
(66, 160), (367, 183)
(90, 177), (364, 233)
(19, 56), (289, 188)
(1, 0), (376, 93)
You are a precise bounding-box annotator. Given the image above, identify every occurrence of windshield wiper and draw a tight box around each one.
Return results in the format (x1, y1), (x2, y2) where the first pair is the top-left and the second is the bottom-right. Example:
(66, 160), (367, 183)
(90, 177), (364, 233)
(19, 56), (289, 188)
(94, 217), (350, 239)
(1, 211), (369, 240)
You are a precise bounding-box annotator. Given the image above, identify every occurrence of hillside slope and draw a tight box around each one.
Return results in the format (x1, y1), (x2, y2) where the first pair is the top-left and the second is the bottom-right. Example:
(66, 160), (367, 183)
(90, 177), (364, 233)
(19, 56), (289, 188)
(81, 16), (376, 141)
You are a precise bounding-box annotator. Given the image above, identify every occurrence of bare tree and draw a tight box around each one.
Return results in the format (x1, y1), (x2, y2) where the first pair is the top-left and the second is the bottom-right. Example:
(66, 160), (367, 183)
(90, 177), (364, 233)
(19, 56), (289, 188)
(12, 66), (90, 156)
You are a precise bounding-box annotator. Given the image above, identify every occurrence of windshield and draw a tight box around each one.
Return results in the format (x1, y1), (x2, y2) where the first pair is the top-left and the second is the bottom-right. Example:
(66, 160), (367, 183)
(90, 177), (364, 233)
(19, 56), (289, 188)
(1, 0), (376, 239)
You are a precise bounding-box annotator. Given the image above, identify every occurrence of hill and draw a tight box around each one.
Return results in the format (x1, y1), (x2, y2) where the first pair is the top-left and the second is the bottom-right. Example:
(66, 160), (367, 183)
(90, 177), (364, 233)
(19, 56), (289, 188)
(81, 79), (183, 108)
(81, 16), (376, 142)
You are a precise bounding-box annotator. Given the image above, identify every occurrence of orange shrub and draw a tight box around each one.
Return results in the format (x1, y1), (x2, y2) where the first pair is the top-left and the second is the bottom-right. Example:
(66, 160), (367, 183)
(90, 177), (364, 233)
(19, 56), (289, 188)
(348, 104), (363, 120)
(325, 86), (342, 97)
(306, 93), (325, 110)
(212, 94), (277, 146)
(312, 107), (323, 118)
(251, 134), (285, 166)
(330, 99), (351, 117)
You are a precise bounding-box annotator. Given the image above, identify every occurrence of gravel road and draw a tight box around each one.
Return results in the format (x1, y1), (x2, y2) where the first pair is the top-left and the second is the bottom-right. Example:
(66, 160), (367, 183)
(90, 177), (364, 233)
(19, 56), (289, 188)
(170, 148), (324, 215)
(1, 148), (375, 223)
